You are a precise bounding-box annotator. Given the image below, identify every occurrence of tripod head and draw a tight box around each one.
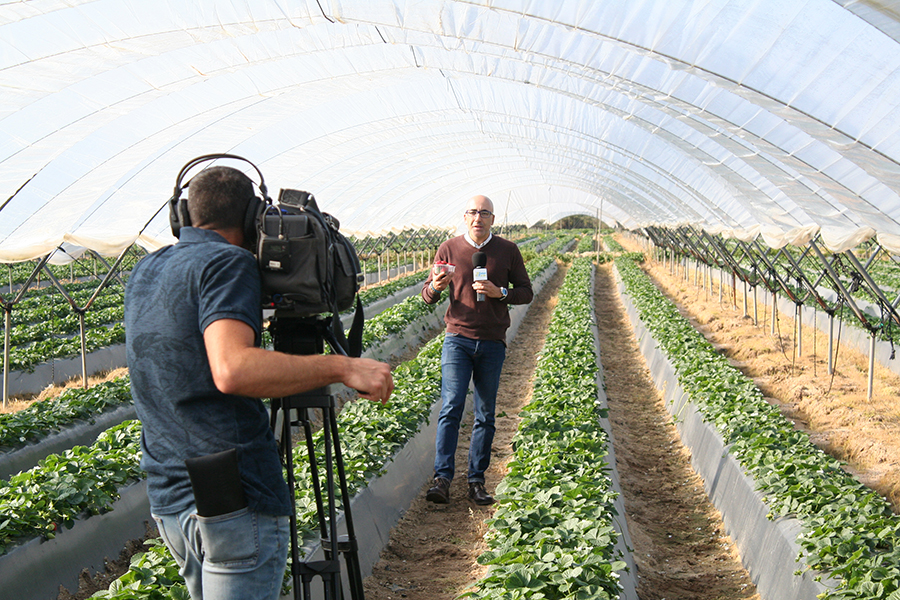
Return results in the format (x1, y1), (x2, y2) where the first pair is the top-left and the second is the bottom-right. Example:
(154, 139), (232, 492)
(269, 312), (348, 358)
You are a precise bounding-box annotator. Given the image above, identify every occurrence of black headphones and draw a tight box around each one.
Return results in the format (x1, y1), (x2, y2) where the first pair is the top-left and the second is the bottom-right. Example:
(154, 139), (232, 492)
(168, 153), (271, 246)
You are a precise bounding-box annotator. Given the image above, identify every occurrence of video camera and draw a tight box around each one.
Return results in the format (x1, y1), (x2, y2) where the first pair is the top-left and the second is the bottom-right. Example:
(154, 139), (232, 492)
(258, 188), (366, 357)
(169, 154), (365, 356)
(258, 188), (363, 316)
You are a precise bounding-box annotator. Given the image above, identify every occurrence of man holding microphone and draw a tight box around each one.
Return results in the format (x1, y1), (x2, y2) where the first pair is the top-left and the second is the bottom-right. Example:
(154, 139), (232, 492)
(421, 194), (533, 505)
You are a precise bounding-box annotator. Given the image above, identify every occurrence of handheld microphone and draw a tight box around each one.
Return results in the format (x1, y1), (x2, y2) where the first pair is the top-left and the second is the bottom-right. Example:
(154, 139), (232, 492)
(472, 252), (487, 302)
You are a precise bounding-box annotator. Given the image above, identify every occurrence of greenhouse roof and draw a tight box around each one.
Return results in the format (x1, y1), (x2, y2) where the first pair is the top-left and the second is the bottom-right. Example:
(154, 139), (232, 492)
(4, 0), (900, 261)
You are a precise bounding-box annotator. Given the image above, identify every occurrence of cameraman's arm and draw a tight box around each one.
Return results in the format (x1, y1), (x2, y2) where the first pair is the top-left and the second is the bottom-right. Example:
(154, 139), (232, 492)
(203, 318), (393, 403)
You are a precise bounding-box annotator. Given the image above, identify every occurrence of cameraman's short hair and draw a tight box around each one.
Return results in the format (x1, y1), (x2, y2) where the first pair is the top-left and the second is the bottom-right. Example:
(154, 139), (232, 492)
(187, 166), (254, 230)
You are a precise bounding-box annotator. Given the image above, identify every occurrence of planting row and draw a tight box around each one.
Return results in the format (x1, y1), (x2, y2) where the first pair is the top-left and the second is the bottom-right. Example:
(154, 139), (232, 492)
(0, 420), (142, 555)
(467, 256), (630, 599)
(616, 255), (900, 600)
(0, 377), (133, 451)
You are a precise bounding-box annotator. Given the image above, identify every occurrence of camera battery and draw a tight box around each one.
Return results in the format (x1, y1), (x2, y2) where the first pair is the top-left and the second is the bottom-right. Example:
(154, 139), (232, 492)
(260, 238), (291, 272)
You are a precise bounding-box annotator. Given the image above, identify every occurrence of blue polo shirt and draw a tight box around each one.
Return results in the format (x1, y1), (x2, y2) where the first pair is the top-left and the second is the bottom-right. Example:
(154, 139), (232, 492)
(125, 227), (291, 516)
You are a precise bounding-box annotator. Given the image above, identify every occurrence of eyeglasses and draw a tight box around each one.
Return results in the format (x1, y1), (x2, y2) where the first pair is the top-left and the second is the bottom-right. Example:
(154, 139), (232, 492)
(464, 209), (493, 218)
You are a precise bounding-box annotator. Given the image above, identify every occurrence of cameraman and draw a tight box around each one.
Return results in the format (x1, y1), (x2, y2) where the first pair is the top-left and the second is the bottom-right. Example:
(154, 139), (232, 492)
(124, 165), (393, 600)
(421, 194), (532, 506)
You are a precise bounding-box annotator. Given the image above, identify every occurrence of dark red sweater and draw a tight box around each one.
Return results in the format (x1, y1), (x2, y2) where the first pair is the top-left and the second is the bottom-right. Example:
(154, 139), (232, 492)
(422, 235), (533, 342)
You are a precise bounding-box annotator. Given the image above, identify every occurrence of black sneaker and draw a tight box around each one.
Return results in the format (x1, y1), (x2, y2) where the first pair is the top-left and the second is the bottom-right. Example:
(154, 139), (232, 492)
(467, 481), (494, 505)
(426, 477), (451, 504)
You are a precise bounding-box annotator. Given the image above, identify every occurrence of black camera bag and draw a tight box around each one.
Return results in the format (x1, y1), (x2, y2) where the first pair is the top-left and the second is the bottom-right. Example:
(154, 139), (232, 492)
(258, 189), (364, 356)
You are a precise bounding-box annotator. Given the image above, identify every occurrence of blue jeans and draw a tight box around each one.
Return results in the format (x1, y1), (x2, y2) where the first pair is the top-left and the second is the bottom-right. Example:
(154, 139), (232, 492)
(153, 506), (290, 600)
(434, 333), (506, 483)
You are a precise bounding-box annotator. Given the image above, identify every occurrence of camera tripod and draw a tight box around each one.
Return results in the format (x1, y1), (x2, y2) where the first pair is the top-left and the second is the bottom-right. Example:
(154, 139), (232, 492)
(269, 314), (365, 600)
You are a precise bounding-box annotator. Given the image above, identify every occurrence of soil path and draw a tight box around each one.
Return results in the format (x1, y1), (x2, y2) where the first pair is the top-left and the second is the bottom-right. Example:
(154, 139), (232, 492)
(594, 263), (759, 600)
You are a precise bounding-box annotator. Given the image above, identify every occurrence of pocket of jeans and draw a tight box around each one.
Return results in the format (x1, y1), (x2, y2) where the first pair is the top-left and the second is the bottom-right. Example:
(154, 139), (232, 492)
(196, 507), (259, 571)
(152, 515), (186, 565)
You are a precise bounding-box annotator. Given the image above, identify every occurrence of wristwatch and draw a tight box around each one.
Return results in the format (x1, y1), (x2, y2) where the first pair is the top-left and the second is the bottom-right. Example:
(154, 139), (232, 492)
(500, 287), (508, 300)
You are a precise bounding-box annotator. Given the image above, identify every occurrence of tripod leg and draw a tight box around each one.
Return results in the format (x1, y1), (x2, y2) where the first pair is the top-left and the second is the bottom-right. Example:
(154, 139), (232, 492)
(301, 409), (331, 557)
(273, 402), (304, 600)
(321, 408), (342, 575)
(295, 407), (346, 600)
(305, 408), (346, 600)
(327, 407), (365, 600)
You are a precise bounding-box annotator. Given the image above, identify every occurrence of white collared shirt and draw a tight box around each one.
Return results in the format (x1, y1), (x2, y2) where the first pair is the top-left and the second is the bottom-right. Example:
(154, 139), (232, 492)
(464, 232), (492, 249)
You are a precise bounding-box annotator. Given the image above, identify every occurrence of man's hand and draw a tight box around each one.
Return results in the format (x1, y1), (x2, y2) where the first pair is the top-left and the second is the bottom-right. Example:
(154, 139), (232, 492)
(472, 279), (503, 298)
(431, 269), (450, 292)
(345, 357), (394, 404)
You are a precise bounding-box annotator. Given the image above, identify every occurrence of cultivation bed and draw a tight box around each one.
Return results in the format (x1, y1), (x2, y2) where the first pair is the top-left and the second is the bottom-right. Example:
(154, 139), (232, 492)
(340, 281), (423, 330)
(613, 264), (835, 600)
(5, 343), (126, 398)
(0, 479), (150, 600)
(0, 402), (136, 481)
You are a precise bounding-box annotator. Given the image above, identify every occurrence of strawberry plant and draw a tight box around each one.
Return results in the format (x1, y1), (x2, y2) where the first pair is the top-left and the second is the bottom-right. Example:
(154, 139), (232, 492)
(0, 376), (133, 449)
(358, 294), (442, 350)
(603, 236), (624, 253)
(89, 537), (190, 600)
(351, 269), (429, 309)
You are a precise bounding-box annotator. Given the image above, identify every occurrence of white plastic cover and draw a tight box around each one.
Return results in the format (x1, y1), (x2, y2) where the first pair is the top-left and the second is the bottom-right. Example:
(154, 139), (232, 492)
(3, 0), (900, 262)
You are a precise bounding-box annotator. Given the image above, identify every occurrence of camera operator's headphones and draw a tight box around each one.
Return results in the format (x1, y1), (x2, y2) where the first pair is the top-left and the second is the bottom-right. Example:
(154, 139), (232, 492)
(168, 153), (271, 246)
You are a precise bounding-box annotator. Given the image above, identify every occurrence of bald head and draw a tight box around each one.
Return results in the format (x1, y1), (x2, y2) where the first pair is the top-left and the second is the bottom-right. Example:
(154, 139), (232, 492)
(465, 195), (494, 214)
(463, 194), (495, 244)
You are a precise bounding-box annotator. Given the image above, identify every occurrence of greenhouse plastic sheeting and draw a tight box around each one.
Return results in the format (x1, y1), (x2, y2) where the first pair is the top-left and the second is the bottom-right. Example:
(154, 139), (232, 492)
(4, 0), (900, 262)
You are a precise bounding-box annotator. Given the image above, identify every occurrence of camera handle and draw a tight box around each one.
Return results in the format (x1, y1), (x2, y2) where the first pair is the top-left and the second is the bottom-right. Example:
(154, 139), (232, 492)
(270, 316), (365, 600)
